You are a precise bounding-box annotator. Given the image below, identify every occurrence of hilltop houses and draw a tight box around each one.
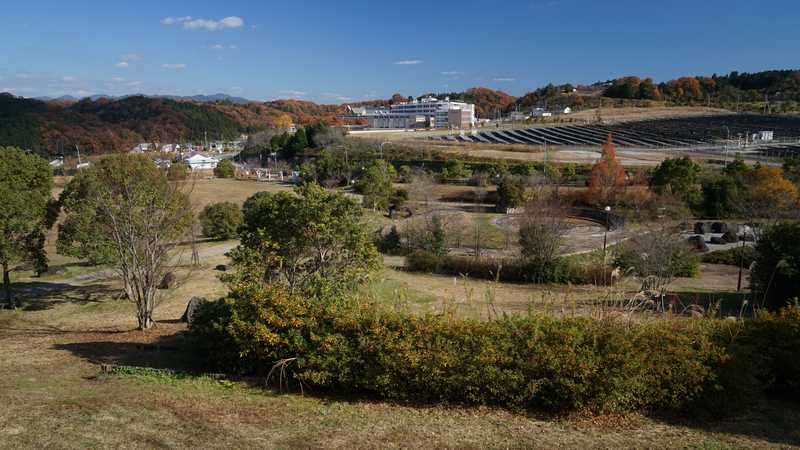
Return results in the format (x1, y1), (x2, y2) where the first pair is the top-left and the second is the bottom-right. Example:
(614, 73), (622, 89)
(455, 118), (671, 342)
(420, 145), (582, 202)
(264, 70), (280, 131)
(129, 137), (246, 155)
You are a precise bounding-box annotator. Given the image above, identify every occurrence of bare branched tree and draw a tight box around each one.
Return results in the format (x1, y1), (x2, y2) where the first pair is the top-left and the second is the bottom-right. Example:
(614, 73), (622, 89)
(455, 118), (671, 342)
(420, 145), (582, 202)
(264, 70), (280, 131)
(58, 155), (192, 329)
(518, 192), (570, 277)
(407, 172), (436, 207)
(616, 225), (697, 293)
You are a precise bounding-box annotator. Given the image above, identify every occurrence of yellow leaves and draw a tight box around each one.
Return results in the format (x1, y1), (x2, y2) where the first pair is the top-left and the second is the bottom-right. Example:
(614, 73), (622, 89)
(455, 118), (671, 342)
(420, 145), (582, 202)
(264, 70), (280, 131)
(274, 113), (293, 130)
(747, 166), (800, 211)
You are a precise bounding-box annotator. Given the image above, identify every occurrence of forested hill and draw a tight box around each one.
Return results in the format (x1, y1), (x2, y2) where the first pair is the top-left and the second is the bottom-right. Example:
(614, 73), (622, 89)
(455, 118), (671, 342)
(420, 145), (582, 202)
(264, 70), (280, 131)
(0, 94), (349, 155)
(602, 70), (800, 107)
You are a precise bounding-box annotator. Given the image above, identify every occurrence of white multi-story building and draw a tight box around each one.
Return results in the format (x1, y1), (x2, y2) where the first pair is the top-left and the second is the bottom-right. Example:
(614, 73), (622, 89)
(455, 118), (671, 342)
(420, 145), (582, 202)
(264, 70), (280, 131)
(366, 96), (476, 130)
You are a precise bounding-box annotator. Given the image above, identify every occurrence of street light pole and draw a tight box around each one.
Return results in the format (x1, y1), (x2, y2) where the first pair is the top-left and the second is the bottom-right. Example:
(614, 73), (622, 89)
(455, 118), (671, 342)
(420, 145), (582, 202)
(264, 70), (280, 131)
(737, 236), (745, 292)
(603, 206), (611, 284)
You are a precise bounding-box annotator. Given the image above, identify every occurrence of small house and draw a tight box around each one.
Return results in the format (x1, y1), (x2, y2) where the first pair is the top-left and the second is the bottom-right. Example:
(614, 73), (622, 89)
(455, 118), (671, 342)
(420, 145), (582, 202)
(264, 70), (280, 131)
(185, 154), (219, 170)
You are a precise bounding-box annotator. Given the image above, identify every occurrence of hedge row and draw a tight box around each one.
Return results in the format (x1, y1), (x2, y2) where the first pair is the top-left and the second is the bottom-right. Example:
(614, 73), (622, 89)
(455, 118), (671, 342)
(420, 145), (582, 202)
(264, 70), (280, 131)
(407, 251), (563, 283)
(191, 283), (800, 415)
(702, 246), (757, 267)
(405, 251), (609, 285)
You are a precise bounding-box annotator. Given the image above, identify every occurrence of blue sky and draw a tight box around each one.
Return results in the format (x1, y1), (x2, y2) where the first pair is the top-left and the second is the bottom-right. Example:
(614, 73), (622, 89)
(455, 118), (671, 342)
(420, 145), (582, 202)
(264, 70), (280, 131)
(1, 0), (798, 103)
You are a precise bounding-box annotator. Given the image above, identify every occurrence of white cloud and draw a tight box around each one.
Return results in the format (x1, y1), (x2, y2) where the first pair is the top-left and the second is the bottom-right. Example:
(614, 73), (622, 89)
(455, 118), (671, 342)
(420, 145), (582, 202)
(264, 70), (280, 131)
(230, 86), (243, 93)
(76, 89), (94, 97)
(441, 71), (464, 77)
(279, 90), (307, 97)
(5, 86), (37, 94)
(493, 77), (516, 82)
(112, 76), (125, 82)
(16, 73), (32, 79)
(160, 16), (193, 25)
(127, 81), (142, 87)
(161, 63), (187, 70)
(209, 44), (237, 50)
(175, 16), (244, 31)
(61, 76), (78, 82)
(394, 60), (423, 65)
(114, 54), (140, 69)
(323, 92), (352, 102)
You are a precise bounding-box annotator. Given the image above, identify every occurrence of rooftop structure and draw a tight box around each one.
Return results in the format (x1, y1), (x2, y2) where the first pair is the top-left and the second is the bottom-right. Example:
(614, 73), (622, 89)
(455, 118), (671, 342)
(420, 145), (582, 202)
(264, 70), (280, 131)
(348, 97), (476, 130)
(184, 154), (220, 170)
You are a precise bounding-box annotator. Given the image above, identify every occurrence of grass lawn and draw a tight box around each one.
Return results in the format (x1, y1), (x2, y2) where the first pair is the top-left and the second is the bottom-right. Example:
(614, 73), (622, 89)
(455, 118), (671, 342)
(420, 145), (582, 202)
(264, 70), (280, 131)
(2, 276), (799, 449)
(1, 177), (797, 448)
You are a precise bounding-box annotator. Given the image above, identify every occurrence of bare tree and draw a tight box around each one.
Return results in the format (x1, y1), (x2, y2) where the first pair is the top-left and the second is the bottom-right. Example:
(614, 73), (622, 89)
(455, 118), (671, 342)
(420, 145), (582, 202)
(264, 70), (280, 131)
(617, 225), (697, 293)
(58, 155), (192, 329)
(402, 212), (449, 255)
(407, 171), (436, 207)
(518, 193), (570, 277)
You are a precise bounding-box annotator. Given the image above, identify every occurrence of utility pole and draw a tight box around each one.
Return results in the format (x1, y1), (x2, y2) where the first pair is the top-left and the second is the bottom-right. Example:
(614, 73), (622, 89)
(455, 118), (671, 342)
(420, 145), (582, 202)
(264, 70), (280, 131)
(737, 237), (745, 292)
(75, 145), (83, 172)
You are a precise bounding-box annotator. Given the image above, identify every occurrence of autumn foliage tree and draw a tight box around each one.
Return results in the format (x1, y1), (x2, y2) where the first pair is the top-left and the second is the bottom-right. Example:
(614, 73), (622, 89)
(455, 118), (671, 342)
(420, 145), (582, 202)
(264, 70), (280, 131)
(586, 133), (627, 205)
(736, 166), (800, 222)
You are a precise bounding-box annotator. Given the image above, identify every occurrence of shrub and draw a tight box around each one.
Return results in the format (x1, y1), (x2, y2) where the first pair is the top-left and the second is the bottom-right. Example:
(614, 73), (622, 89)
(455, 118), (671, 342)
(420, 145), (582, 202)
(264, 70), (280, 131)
(166, 162), (188, 180)
(406, 251), (578, 284)
(742, 305), (800, 400)
(190, 283), (800, 415)
(751, 222), (800, 311)
(377, 226), (403, 255)
(496, 176), (526, 210)
(702, 246), (756, 267)
(199, 202), (244, 240)
(214, 159), (235, 178)
(234, 183), (381, 300)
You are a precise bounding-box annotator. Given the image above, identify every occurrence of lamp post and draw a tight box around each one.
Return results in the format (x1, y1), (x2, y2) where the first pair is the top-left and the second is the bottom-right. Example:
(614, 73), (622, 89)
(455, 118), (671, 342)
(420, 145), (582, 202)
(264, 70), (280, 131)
(379, 141), (390, 160)
(737, 234), (746, 292)
(603, 206), (611, 285)
(602, 206), (611, 255)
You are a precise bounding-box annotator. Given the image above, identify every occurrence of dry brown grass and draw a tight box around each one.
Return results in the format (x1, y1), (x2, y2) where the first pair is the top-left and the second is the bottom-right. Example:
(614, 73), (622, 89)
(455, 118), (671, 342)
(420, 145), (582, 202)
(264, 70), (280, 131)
(570, 106), (731, 123)
(186, 177), (292, 211)
(1, 179), (797, 449)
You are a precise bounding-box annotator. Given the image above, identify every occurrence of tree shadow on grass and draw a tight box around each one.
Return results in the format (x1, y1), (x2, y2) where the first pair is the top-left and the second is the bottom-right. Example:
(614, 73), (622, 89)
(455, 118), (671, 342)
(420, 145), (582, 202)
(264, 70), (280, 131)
(648, 400), (800, 447)
(9, 281), (121, 312)
(53, 328), (202, 373)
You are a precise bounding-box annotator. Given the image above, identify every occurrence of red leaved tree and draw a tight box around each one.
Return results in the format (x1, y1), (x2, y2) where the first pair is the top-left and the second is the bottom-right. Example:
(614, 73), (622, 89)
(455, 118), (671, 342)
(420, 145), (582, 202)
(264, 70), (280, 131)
(586, 133), (627, 205)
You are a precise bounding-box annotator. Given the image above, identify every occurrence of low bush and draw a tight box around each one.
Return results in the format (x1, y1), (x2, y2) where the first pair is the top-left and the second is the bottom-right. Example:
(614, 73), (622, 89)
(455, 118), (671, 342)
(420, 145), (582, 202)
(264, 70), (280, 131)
(742, 305), (800, 400)
(405, 251), (578, 284)
(199, 202), (244, 240)
(405, 251), (615, 286)
(192, 284), (800, 415)
(702, 246), (756, 267)
(214, 159), (235, 178)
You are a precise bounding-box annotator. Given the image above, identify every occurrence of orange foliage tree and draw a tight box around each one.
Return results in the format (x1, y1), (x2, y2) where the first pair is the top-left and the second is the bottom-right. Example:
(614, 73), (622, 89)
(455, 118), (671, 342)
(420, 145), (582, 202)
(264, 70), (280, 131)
(740, 166), (800, 220)
(586, 133), (627, 205)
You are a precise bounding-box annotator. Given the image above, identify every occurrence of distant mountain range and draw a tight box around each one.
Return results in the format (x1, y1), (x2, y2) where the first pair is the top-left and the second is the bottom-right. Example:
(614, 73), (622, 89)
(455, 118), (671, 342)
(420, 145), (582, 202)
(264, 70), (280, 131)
(33, 93), (253, 104)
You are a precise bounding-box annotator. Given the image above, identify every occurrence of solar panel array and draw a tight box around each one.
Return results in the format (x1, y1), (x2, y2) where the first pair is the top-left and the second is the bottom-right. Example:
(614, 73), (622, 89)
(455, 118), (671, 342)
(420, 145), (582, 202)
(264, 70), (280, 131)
(434, 114), (800, 150)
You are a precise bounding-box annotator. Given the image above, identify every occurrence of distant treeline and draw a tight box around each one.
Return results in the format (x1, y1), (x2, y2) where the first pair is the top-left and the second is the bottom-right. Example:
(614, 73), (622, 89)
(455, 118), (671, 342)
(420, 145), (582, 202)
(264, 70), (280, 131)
(603, 70), (800, 110)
